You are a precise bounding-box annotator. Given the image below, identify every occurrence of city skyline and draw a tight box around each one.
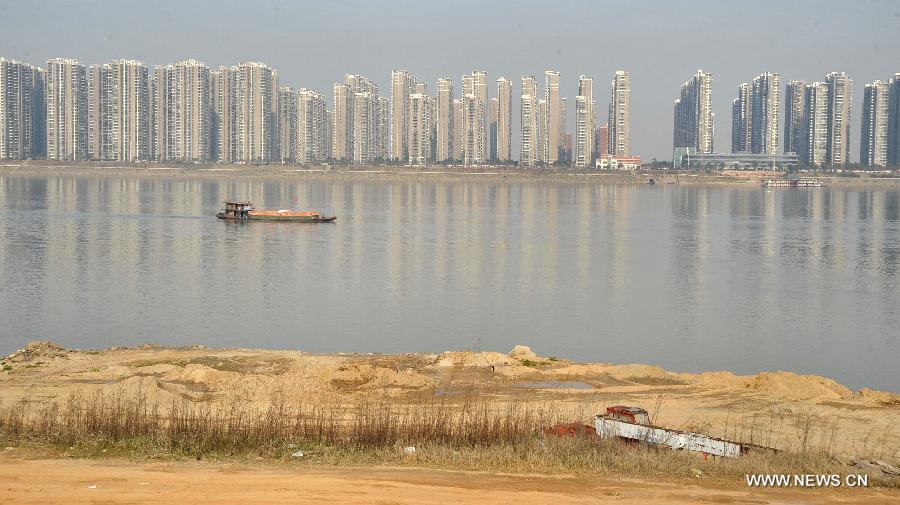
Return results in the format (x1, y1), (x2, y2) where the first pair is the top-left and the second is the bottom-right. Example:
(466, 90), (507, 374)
(5, 53), (900, 166)
(3, 1), (896, 161)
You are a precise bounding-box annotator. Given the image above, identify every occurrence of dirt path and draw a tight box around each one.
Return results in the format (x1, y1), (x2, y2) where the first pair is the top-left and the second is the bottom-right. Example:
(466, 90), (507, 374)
(0, 457), (895, 504)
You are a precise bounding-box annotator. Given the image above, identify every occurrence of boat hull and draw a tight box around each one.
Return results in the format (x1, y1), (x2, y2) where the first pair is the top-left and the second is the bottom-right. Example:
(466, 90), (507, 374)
(217, 213), (336, 222)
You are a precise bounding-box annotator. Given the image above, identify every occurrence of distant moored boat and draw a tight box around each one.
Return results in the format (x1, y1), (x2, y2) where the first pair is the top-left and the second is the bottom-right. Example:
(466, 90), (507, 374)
(761, 178), (825, 188)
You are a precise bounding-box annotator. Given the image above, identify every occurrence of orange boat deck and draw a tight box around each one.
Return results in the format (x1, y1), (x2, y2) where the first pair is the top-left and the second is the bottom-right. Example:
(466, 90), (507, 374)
(248, 210), (320, 217)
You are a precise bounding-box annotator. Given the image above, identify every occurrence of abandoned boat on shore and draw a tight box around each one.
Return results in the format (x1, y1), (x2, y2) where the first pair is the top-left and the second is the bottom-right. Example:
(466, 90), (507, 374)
(216, 201), (336, 222)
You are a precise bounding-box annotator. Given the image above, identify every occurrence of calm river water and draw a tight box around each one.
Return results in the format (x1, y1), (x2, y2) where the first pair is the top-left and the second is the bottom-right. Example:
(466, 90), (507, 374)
(1, 172), (897, 390)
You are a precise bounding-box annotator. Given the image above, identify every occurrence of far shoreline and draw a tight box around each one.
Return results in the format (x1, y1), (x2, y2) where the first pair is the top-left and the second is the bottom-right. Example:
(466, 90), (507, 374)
(3, 160), (899, 187)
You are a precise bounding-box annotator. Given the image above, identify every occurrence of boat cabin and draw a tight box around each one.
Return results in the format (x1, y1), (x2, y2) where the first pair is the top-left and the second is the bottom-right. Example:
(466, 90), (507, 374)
(604, 406), (650, 426)
(221, 201), (254, 219)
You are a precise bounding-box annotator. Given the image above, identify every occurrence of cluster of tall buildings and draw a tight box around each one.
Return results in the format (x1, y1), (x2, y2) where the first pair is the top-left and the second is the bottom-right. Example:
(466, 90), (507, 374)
(7, 55), (900, 168)
(2, 57), (633, 168)
(675, 68), (900, 167)
(860, 74), (900, 167)
(1, 57), (332, 164)
(731, 72), (780, 156)
(783, 72), (853, 166)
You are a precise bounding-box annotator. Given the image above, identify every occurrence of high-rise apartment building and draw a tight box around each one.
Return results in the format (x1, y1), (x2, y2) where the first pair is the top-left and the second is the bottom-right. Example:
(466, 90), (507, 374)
(352, 91), (372, 164)
(751, 72), (780, 155)
(331, 74), (383, 164)
(860, 80), (890, 166)
(149, 64), (173, 161)
(296, 88), (328, 164)
(608, 70), (630, 156)
(390, 69), (415, 162)
(731, 83), (751, 153)
(101, 60), (151, 162)
(211, 66), (237, 163)
(331, 74), (382, 164)
(673, 69), (713, 155)
(377, 96), (389, 161)
(537, 99), (547, 163)
(461, 93), (483, 165)
(825, 72), (851, 166)
(889, 74), (900, 166)
(543, 71), (561, 164)
(597, 123), (609, 157)
(784, 80), (806, 155)
(520, 75), (538, 167)
(0, 58), (44, 159)
(176, 60), (211, 162)
(435, 78), (454, 162)
(559, 97), (568, 163)
(342, 74), (380, 164)
(88, 62), (114, 161)
(324, 108), (333, 161)
(31, 66), (46, 159)
(408, 92), (431, 166)
(489, 97), (498, 161)
(495, 78), (512, 162)
(452, 98), (464, 161)
(462, 71), (488, 163)
(332, 82), (351, 162)
(574, 75), (594, 168)
(271, 70), (281, 161)
(278, 86), (296, 163)
(46, 58), (89, 160)
(801, 82), (829, 166)
(150, 59), (211, 162)
(234, 62), (276, 163)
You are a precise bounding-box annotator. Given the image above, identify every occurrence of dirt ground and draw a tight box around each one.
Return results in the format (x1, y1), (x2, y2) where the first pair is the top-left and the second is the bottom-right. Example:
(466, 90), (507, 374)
(2, 342), (898, 461)
(0, 455), (896, 505)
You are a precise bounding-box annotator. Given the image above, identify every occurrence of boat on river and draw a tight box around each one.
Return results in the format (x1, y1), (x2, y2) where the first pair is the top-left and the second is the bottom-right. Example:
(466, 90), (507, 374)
(216, 201), (336, 222)
(760, 178), (825, 188)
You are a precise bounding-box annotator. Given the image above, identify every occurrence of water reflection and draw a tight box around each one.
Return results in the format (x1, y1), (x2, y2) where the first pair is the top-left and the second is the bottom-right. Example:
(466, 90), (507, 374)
(0, 173), (897, 390)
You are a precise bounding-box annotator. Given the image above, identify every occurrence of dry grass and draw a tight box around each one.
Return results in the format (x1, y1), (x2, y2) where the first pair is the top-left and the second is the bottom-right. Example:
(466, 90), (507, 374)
(0, 392), (895, 486)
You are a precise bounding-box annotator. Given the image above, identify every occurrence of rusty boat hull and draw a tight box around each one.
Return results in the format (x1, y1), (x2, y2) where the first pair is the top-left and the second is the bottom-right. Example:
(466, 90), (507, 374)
(216, 212), (336, 222)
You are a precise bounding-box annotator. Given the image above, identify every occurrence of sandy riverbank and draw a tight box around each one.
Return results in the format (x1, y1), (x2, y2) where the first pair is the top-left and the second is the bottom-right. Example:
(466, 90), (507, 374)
(2, 342), (898, 460)
(3, 160), (899, 186)
(2, 342), (898, 502)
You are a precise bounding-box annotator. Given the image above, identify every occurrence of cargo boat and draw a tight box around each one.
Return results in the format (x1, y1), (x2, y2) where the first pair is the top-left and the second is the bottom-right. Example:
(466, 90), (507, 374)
(761, 178), (825, 188)
(216, 201), (336, 222)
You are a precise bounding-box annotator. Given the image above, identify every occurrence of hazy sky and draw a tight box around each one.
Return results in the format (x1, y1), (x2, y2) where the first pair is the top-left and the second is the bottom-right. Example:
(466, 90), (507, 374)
(2, 0), (898, 161)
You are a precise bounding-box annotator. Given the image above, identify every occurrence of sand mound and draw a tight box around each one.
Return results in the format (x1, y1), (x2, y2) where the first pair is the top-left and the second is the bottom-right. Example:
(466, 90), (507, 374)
(5, 341), (68, 363)
(163, 364), (236, 387)
(694, 371), (743, 388)
(550, 363), (612, 376)
(86, 365), (134, 380)
(744, 372), (853, 401)
(134, 363), (179, 375)
(508, 345), (540, 361)
(858, 388), (900, 405)
(606, 364), (674, 379)
(330, 363), (433, 390)
(433, 351), (518, 368)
